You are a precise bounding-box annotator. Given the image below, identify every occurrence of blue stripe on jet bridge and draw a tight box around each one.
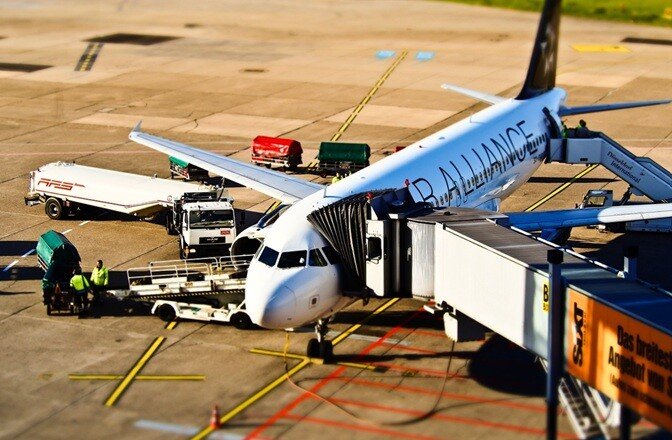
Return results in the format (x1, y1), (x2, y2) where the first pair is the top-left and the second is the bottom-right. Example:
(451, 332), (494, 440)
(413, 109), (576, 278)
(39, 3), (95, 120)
(415, 51), (435, 61)
(376, 50), (396, 59)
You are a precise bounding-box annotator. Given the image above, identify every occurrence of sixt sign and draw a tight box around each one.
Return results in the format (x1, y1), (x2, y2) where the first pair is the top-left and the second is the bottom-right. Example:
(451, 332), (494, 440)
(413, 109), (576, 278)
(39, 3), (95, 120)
(37, 178), (85, 191)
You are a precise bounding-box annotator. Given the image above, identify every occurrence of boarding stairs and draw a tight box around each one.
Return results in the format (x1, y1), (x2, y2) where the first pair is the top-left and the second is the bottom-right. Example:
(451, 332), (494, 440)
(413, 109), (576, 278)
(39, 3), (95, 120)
(539, 359), (613, 439)
(548, 132), (672, 202)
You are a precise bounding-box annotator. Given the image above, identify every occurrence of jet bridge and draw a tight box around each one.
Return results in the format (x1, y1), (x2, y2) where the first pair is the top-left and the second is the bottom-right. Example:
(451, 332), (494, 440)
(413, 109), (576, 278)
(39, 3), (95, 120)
(548, 132), (672, 202)
(340, 192), (672, 437)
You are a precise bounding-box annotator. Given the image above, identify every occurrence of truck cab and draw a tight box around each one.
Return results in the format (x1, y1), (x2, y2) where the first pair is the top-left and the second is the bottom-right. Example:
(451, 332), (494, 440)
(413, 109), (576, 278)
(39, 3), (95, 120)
(169, 191), (237, 258)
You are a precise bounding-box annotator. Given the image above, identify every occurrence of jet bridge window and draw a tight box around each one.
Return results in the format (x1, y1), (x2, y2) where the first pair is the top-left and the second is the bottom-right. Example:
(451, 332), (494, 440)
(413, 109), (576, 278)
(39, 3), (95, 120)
(258, 246), (279, 267)
(308, 249), (327, 267)
(278, 250), (307, 269)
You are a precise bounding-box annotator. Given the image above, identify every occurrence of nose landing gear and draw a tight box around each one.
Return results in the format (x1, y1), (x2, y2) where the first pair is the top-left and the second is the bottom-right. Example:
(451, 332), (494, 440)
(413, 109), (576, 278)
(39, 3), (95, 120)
(306, 318), (333, 363)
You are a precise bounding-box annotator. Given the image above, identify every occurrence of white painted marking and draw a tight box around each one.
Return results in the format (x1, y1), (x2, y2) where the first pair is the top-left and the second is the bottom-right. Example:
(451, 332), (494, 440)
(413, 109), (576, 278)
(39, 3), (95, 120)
(134, 419), (244, 439)
(78, 220), (90, 226)
(21, 249), (35, 258)
(3, 260), (19, 272)
(62, 229), (72, 235)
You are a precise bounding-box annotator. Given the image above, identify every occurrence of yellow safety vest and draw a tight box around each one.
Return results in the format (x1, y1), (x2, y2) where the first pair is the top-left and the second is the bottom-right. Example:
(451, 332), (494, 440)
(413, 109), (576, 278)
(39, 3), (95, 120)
(331, 176), (341, 184)
(70, 274), (89, 292)
(91, 266), (109, 286)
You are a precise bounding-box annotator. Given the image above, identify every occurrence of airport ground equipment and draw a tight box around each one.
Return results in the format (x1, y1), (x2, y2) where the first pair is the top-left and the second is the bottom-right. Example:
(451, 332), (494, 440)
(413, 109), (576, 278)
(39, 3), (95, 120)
(169, 156), (209, 181)
(150, 299), (252, 329)
(25, 162), (237, 258)
(309, 188), (672, 436)
(165, 191), (237, 259)
(108, 255), (252, 326)
(316, 141), (370, 176)
(250, 136), (303, 170)
(548, 132), (672, 203)
(579, 189), (672, 233)
(37, 230), (82, 315)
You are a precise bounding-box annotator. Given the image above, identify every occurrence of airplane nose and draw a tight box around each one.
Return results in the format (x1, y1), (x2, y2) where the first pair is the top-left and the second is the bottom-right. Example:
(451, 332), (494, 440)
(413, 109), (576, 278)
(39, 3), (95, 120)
(248, 285), (297, 329)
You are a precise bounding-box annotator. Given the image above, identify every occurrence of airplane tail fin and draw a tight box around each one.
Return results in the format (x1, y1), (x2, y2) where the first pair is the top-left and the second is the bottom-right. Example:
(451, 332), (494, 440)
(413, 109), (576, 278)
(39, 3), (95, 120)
(516, 0), (561, 100)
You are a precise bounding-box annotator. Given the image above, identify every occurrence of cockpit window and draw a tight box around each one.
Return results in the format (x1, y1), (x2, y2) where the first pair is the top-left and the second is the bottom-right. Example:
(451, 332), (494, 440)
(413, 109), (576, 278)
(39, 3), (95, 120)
(308, 249), (327, 267)
(258, 246), (279, 267)
(277, 250), (307, 269)
(322, 246), (341, 265)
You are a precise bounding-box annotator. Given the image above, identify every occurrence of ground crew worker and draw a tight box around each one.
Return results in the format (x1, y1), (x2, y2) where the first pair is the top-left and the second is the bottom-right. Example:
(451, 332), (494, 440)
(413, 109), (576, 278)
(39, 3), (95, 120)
(575, 119), (591, 138)
(561, 121), (569, 138)
(90, 259), (109, 304)
(331, 172), (342, 184)
(70, 267), (90, 309)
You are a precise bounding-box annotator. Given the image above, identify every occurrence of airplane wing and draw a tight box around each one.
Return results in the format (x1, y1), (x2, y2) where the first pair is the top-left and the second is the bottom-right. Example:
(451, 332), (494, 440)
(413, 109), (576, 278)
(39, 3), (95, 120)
(129, 123), (323, 204)
(502, 203), (672, 231)
(559, 99), (671, 116)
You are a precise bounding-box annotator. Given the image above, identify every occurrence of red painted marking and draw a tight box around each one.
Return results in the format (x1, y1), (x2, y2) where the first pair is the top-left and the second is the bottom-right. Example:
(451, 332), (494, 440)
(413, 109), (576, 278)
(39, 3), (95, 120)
(326, 397), (575, 438)
(283, 413), (442, 440)
(245, 308), (423, 439)
(409, 329), (450, 338)
(380, 341), (438, 355)
(331, 377), (547, 413)
(368, 361), (466, 378)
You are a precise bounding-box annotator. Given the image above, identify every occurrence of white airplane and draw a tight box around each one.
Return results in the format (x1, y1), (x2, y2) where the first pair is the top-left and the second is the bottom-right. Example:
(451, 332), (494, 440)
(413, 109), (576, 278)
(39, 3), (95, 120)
(130, 0), (672, 359)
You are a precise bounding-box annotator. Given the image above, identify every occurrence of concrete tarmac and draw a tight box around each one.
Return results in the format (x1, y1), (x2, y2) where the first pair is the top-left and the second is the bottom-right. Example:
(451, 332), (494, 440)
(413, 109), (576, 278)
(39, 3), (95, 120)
(1, 0), (671, 438)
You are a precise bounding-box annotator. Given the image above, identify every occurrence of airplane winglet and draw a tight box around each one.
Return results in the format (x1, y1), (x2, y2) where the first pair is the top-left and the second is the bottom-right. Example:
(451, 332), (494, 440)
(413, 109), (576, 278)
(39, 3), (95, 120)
(441, 83), (505, 105)
(132, 121), (142, 133)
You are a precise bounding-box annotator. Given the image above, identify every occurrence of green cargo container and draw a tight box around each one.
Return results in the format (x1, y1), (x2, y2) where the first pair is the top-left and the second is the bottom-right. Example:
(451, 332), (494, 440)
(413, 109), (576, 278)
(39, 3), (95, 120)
(36, 230), (80, 273)
(317, 142), (370, 164)
(169, 156), (209, 181)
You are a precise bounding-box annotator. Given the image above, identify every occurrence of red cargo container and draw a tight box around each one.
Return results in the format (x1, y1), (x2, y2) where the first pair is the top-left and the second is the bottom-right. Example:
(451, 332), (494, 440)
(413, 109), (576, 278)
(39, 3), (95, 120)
(251, 136), (303, 170)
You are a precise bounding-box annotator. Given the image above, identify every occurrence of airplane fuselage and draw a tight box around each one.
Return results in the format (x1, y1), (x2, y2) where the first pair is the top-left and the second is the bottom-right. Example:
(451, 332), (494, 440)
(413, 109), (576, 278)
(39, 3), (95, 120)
(245, 88), (567, 329)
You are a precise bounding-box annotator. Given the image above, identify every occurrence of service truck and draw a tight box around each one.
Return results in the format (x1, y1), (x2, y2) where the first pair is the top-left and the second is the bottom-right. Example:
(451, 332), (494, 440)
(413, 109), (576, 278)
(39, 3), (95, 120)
(316, 141), (370, 176)
(25, 162), (238, 258)
(169, 156), (209, 181)
(250, 135), (303, 170)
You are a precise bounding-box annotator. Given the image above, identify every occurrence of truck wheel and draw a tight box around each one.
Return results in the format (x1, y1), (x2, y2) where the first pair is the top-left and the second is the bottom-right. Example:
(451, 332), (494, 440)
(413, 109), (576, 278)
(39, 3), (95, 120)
(231, 312), (253, 330)
(157, 304), (177, 322)
(265, 164), (271, 169)
(45, 198), (64, 220)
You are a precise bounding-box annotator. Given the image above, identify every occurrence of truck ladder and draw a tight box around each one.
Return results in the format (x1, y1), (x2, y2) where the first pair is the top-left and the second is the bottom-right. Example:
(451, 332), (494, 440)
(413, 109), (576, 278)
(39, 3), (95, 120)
(548, 132), (672, 202)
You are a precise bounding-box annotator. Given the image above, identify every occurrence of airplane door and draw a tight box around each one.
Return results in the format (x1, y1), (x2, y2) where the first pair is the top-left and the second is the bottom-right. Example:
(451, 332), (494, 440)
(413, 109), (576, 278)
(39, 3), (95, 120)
(365, 219), (389, 297)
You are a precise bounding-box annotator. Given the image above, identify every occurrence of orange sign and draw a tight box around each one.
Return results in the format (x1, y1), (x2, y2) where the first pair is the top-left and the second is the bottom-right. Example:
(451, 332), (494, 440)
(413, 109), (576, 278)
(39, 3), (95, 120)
(566, 288), (672, 430)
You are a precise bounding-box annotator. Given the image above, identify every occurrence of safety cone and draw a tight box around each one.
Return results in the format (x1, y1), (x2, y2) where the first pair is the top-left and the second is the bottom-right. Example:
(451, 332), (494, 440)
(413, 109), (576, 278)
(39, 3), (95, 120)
(209, 405), (221, 430)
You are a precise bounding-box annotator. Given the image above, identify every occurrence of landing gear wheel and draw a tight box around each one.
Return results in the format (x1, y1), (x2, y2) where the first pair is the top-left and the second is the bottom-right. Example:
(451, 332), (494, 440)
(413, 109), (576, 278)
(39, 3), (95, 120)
(157, 304), (176, 322)
(45, 198), (64, 220)
(307, 338), (320, 358)
(319, 340), (333, 363)
(231, 312), (253, 330)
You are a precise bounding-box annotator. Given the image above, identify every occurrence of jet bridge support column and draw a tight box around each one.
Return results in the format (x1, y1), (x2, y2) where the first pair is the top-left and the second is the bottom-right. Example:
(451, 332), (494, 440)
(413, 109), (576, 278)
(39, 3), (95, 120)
(624, 245), (638, 280)
(546, 250), (564, 440)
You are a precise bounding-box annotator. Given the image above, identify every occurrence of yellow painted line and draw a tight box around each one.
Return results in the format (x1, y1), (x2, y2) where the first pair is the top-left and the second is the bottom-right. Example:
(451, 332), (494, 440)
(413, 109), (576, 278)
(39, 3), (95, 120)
(525, 164), (598, 212)
(332, 297), (399, 345)
(69, 374), (205, 381)
(165, 321), (178, 330)
(572, 44), (630, 53)
(191, 358), (311, 440)
(104, 336), (165, 407)
(307, 50), (408, 169)
(263, 200), (281, 214)
(190, 298), (399, 439)
(250, 348), (379, 371)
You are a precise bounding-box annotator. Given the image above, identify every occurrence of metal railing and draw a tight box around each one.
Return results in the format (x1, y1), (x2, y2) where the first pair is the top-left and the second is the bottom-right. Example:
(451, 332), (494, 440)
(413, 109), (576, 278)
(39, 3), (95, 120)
(127, 254), (254, 287)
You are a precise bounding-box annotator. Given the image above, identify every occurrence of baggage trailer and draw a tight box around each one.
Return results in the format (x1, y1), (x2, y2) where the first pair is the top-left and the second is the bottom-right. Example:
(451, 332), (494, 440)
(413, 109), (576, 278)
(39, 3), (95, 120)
(250, 135), (302, 170)
(37, 230), (82, 315)
(25, 162), (237, 258)
(579, 189), (672, 233)
(169, 156), (209, 181)
(108, 255), (253, 328)
(316, 141), (370, 176)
